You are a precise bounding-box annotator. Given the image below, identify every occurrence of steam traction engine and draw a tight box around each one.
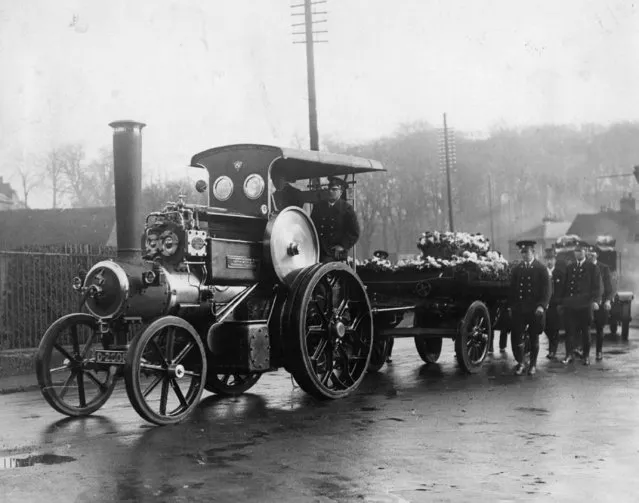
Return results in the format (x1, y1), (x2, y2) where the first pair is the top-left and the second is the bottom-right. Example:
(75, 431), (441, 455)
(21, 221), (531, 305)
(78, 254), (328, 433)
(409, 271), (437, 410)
(36, 121), (384, 425)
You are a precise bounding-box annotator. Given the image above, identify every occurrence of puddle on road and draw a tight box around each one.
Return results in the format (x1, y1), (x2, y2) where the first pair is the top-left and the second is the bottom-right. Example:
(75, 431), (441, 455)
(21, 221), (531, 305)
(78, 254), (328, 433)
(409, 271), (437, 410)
(516, 407), (550, 416)
(0, 453), (76, 469)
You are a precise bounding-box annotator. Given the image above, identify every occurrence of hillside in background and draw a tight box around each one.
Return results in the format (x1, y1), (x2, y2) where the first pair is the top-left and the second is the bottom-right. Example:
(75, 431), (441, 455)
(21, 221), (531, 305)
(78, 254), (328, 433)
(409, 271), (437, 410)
(325, 121), (639, 258)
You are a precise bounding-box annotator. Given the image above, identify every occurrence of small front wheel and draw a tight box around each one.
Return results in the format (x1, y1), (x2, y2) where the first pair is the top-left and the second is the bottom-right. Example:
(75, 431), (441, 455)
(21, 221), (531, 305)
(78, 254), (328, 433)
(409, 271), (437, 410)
(36, 313), (117, 417)
(124, 316), (207, 426)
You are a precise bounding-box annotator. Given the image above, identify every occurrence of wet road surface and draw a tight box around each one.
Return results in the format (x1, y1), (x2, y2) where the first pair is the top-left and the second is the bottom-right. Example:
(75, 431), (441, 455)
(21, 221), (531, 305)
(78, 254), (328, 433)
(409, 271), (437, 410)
(2, 333), (639, 502)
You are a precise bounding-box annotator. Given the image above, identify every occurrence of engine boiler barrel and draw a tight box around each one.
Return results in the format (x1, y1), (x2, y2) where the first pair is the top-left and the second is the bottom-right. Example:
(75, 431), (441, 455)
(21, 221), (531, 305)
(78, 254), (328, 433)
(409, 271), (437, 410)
(82, 260), (204, 320)
(109, 120), (146, 262)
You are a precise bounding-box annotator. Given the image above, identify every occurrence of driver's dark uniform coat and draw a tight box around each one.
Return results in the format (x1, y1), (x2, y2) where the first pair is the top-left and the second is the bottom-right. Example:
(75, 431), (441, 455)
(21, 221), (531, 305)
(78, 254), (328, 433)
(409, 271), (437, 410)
(509, 259), (551, 367)
(509, 259), (552, 313)
(311, 199), (360, 261)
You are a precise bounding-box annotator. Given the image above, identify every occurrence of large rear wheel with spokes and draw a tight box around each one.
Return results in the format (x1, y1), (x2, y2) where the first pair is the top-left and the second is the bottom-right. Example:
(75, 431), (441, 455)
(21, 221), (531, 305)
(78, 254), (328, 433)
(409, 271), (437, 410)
(455, 301), (491, 373)
(124, 316), (207, 426)
(36, 313), (117, 417)
(285, 262), (373, 399)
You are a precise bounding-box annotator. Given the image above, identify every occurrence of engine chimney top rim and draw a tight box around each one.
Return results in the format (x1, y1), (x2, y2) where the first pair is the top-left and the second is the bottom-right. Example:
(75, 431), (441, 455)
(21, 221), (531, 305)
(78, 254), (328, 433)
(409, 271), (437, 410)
(109, 120), (146, 130)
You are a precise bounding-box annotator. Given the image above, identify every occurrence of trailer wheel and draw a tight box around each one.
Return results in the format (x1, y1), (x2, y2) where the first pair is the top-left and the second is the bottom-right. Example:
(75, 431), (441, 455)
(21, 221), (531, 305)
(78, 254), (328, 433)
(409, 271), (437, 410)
(286, 262), (373, 399)
(415, 337), (443, 364)
(205, 372), (261, 396)
(455, 301), (491, 373)
(36, 313), (117, 417)
(124, 316), (206, 426)
(368, 337), (393, 373)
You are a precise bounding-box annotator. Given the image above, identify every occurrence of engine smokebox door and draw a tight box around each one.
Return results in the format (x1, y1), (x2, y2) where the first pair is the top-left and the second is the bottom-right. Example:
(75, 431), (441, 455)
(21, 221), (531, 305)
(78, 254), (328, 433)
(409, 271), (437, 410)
(207, 321), (270, 372)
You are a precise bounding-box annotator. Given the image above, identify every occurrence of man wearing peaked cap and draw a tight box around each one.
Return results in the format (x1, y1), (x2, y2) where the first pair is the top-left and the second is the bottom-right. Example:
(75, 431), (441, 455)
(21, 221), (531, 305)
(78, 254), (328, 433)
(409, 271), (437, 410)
(311, 176), (360, 262)
(509, 240), (551, 376)
(561, 242), (602, 365)
(543, 247), (565, 360)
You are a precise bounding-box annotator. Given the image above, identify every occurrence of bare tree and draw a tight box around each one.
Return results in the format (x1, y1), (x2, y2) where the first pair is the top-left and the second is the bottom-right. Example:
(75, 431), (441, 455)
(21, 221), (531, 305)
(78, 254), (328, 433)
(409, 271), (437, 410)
(87, 147), (115, 207)
(44, 148), (65, 208)
(59, 143), (90, 207)
(141, 178), (199, 216)
(13, 163), (40, 209)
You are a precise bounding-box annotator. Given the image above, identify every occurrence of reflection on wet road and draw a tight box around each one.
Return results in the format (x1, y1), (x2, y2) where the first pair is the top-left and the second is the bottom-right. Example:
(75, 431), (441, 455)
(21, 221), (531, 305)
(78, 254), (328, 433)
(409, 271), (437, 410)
(2, 335), (639, 502)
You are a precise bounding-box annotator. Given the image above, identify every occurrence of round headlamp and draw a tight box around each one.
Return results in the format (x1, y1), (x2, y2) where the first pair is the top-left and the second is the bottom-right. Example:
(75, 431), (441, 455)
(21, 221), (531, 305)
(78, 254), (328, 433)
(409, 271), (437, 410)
(213, 176), (234, 201)
(243, 174), (265, 200)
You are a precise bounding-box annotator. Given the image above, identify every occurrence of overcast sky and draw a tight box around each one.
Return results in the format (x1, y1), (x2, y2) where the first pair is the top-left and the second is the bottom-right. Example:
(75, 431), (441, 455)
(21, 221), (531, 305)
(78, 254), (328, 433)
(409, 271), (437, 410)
(1, 0), (638, 206)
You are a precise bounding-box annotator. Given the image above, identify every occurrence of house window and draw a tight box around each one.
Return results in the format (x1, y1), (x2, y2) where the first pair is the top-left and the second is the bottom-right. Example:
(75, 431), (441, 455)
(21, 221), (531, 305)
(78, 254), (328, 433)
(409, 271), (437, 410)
(634, 233), (639, 242)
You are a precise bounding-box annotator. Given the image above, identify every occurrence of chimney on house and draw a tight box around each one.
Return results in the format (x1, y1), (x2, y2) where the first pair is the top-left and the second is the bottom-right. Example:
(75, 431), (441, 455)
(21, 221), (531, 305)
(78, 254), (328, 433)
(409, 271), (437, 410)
(620, 193), (636, 214)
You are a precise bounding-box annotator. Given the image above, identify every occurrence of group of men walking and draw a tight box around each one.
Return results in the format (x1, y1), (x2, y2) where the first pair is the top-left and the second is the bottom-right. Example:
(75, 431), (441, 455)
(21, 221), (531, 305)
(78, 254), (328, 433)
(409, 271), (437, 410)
(507, 239), (613, 376)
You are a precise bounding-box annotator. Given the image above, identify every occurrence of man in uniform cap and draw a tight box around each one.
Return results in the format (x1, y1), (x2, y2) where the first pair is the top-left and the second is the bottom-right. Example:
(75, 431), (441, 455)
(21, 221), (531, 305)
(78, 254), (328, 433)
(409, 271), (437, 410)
(561, 242), (602, 365)
(587, 246), (613, 361)
(509, 240), (551, 375)
(271, 171), (320, 211)
(543, 247), (565, 360)
(311, 176), (360, 262)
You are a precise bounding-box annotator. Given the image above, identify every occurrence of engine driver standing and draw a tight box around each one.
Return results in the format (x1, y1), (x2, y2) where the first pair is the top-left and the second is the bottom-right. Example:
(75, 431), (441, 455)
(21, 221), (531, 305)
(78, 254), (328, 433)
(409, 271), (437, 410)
(311, 176), (360, 262)
(509, 240), (551, 376)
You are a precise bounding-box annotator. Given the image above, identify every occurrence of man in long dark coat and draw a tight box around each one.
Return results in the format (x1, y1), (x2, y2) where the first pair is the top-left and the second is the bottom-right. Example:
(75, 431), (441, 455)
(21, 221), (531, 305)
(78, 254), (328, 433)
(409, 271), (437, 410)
(311, 177), (360, 262)
(561, 243), (602, 366)
(509, 240), (552, 376)
(543, 248), (565, 360)
(588, 247), (613, 361)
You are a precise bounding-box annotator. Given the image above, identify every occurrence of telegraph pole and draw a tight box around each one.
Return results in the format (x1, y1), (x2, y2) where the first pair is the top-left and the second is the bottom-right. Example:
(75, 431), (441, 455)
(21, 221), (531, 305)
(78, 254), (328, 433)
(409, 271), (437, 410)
(488, 172), (495, 245)
(439, 113), (456, 232)
(292, 0), (328, 151)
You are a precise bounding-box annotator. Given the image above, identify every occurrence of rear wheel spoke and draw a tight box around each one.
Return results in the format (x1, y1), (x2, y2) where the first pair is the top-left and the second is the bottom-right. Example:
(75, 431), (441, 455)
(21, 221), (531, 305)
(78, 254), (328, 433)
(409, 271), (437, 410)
(310, 338), (329, 362)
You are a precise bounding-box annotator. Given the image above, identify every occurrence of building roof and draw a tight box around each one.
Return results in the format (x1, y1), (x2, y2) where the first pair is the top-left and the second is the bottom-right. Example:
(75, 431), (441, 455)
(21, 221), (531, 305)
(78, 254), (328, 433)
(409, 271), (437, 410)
(0, 207), (116, 250)
(567, 211), (638, 243)
(0, 177), (16, 199)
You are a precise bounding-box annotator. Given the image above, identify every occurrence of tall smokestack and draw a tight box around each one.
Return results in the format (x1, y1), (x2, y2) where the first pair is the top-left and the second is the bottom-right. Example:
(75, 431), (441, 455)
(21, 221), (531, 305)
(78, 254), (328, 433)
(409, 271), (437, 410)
(109, 120), (146, 261)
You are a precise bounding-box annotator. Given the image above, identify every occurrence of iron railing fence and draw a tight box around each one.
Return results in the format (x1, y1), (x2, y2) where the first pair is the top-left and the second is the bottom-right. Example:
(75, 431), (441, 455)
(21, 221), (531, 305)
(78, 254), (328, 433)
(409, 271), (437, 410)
(0, 244), (116, 349)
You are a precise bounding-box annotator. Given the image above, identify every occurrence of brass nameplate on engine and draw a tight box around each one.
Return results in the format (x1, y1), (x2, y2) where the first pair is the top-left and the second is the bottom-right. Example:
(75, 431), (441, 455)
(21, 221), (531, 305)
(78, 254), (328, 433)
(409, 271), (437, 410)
(226, 255), (260, 270)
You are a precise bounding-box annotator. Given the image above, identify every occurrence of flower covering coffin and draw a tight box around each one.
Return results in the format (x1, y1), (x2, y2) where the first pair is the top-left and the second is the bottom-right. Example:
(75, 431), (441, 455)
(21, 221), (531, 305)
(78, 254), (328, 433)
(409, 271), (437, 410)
(357, 231), (511, 282)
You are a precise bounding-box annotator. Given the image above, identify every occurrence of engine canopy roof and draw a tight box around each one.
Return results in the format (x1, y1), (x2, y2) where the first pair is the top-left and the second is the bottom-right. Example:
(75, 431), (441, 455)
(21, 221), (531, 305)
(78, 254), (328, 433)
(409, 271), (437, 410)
(190, 144), (385, 182)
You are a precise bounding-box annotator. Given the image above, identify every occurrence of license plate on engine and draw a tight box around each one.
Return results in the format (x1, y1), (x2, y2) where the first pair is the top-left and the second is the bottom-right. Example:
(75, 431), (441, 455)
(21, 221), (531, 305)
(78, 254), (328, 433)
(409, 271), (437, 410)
(95, 350), (126, 365)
